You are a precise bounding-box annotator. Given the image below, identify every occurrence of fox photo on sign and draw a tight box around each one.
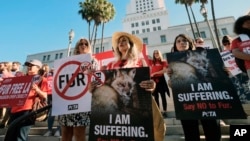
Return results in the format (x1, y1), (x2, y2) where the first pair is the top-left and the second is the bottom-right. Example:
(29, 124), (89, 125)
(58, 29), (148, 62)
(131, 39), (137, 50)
(167, 48), (246, 120)
(52, 53), (92, 116)
(88, 67), (154, 141)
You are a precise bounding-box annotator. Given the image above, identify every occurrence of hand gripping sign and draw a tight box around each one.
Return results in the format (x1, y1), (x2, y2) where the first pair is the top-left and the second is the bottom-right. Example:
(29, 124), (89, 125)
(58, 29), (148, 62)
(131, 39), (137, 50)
(52, 54), (95, 116)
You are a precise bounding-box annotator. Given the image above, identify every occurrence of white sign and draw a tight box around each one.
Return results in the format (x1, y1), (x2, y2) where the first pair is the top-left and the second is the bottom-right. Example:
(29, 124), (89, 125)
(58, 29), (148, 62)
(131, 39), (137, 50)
(220, 50), (242, 76)
(52, 54), (92, 116)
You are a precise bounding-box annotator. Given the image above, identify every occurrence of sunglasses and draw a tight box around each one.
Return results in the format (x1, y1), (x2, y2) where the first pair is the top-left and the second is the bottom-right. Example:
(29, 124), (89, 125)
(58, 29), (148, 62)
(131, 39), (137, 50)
(79, 43), (88, 46)
(223, 42), (230, 46)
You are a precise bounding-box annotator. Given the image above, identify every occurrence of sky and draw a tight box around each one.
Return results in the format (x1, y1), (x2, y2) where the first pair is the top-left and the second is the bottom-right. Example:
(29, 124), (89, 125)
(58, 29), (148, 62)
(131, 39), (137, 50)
(0, 0), (249, 65)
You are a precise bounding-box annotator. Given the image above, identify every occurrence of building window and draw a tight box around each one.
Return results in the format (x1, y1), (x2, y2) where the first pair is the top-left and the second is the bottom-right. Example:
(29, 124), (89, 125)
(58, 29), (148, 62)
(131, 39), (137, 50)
(146, 28), (150, 32)
(131, 23), (134, 28)
(160, 35), (167, 43)
(146, 21), (149, 25)
(153, 27), (157, 31)
(141, 21), (145, 26)
(135, 22), (139, 27)
(221, 28), (228, 35)
(200, 31), (206, 38)
(60, 53), (63, 58)
(142, 29), (145, 33)
(157, 26), (161, 30)
(152, 19), (155, 24)
(156, 18), (160, 23)
(143, 37), (148, 45)
(43, 56), (46, 61)
(96, 47), (100, 54)
(55, 54), (58, 59)
(132, 31), (135, 34)
(47, 55), (50, 61)
(136, 30), (139, 34)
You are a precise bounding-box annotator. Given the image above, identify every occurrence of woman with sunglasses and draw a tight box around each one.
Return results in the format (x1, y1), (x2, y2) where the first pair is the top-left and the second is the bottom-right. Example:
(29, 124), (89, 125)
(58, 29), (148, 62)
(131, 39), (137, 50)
(58, 38), (98, 141)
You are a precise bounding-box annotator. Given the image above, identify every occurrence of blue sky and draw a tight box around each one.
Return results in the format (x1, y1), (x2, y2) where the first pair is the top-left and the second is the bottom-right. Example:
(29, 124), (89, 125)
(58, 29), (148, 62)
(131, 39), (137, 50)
(0, 0), (249, 65)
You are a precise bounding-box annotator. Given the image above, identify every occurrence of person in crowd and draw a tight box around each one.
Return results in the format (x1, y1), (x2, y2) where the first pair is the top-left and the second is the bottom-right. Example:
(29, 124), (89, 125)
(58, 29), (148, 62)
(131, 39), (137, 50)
(0, 61), (14, 128)
(11, 61), (23, 76)
(167, 34), (221, 141)
(58, 38), (98, 141)
(6, 59), (48, 141)
(231, 15), (250, 77)
(42, 64), (61, 137)
(222, 35), (233, 51)
(150, 49), (170, 118)
(194, 37), (205, 49)
(90, 32), (166, 141)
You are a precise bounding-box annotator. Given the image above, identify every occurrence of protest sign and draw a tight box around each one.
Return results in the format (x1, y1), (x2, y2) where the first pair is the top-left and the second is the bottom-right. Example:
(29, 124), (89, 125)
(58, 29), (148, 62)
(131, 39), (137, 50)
(88, 67), (154, 141)
(0, 75), (33, 107)
(52, 54), (92, 116)
(167, 48), (246, 119)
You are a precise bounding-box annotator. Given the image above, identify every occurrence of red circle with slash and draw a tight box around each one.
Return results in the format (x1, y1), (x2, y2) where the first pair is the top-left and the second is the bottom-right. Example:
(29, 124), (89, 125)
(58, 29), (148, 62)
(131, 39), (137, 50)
(54, 61), (90, 100)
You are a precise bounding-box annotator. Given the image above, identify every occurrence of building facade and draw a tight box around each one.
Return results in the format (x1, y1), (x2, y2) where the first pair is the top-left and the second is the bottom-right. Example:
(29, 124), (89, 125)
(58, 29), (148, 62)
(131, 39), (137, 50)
(26, 0), (236, 68)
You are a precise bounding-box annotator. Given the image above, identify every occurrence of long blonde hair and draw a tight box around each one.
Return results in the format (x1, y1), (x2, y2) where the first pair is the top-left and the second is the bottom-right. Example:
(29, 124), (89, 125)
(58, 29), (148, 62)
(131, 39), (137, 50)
(73, 38), (92, 55)
(113, 36), (139, 67)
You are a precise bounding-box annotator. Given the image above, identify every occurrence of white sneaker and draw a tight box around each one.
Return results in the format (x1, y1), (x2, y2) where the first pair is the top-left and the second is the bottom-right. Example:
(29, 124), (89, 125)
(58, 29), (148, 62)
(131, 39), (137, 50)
(54, 130), (60, 137)
(43, 130), (53, 136)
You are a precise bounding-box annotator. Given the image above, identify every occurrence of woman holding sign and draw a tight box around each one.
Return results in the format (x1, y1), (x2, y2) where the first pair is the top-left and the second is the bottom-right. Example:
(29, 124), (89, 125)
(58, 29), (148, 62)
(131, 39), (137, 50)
(167, 34), (221, 141)
(6, 59), (48, 141)
(58, 38), (98, 141)
(90, 32), (166, 141)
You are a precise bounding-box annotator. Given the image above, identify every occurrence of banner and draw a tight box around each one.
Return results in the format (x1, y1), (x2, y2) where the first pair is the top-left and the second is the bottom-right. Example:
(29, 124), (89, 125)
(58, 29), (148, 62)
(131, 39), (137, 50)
(52, 54), (92, 116)
(88, 67), (154, 141)
(167, 48), (246, 119)
(0, 75), (33, 107)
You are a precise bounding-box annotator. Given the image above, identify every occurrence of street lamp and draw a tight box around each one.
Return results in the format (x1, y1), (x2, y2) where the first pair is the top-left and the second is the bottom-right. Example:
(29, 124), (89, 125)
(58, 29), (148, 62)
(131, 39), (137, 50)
(67, 29), (75, 57)
(200, 4), (218, 50)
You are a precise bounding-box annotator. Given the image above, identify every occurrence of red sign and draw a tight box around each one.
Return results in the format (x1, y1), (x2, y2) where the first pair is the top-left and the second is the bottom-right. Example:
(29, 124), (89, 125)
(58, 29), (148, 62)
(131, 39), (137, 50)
(0, 75), (33, 107)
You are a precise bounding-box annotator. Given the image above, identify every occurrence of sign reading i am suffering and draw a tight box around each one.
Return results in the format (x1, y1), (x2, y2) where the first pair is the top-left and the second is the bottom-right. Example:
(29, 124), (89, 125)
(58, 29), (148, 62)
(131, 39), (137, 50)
(167, 48), (246, 120)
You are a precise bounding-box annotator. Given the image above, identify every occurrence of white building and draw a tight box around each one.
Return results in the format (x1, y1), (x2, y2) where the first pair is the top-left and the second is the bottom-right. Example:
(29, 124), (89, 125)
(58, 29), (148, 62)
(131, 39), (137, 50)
(26, 0), (236, 68)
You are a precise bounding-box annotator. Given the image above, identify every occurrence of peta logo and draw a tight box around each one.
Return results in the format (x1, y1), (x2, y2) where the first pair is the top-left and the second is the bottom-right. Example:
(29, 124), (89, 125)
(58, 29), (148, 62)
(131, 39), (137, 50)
(230, 125), (250, 141)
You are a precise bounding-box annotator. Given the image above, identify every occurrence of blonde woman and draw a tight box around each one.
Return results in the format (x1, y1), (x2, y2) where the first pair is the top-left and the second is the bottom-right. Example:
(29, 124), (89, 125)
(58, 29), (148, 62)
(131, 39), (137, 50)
(92, 32), (166, 141)
(58, 38), (98, 141)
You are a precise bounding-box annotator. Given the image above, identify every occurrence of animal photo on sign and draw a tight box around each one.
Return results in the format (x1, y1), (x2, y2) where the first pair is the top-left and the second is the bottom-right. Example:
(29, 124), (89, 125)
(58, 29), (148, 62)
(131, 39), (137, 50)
(91, 68), (150, 117)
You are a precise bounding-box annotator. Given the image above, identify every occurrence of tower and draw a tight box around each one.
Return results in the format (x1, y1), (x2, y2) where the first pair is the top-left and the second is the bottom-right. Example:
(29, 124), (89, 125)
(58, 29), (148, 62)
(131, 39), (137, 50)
(123, 0), (169, 34)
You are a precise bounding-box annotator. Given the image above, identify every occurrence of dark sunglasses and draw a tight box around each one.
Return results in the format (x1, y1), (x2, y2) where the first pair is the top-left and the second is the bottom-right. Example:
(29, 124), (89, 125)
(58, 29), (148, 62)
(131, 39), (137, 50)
(79, 43), (88, 46)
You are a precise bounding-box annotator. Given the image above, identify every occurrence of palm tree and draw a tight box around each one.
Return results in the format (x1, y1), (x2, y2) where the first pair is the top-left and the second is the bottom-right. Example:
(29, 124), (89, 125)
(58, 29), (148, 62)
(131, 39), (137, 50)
(99, 2), (115, 51)
(79, 0), (115, 52)
(175, 0), (196, 39)
(79, 0), (94, 43)
(210, 0), (222, 51)
(188, 0), (201, 37)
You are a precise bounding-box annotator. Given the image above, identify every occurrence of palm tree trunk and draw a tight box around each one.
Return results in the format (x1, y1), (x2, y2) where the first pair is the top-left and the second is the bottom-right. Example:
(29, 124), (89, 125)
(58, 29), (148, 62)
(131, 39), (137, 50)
(100, 22), (105, 52)
(93, 24), (98, 52)
(210, 0), (222, 51)
(189, 5), (200, 37)
(184, 3), (195, 39)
